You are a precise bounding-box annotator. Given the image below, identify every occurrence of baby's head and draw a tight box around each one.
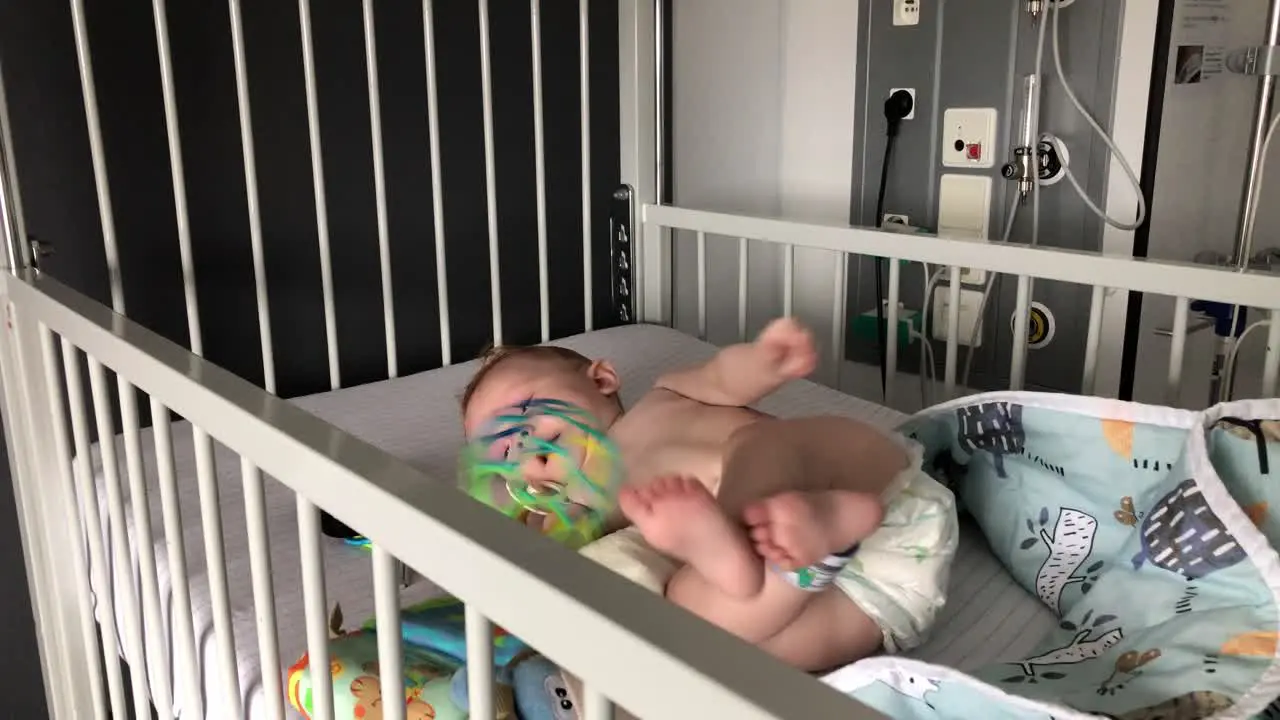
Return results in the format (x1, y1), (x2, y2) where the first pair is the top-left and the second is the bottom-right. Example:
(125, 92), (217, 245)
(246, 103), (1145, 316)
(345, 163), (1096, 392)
(461, 344), (623, 438)
(460, 345), (625, 539)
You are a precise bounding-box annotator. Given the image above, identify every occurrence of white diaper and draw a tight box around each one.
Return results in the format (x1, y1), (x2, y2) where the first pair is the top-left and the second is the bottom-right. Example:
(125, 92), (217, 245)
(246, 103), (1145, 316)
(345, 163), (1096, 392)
(835, 440), (959, 653)
(579, 439), (958, 654)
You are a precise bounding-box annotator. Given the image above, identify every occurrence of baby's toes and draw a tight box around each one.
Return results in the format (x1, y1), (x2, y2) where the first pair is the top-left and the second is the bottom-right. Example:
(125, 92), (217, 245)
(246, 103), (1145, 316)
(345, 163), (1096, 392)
(619, 487), (651, 517)
(742, 501), (771, 528)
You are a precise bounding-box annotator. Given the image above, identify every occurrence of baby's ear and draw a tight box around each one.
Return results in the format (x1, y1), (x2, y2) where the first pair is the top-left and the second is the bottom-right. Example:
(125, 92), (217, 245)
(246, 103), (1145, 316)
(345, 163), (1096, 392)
(588, 359), (621, 396)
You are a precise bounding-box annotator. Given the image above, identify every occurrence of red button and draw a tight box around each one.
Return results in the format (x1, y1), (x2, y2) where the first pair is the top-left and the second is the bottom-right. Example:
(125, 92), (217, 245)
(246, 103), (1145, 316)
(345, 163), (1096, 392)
(966, 143), (982, 160)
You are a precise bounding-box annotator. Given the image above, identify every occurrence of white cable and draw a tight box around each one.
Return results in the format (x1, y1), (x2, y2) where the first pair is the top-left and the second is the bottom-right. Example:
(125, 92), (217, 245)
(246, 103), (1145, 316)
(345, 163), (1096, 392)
(1050, 0), (1146, 231)
(916, 266), (945, 405)
(1224, 320), (1271, 395)
(1241, 113), (1279, 262)
(961, 195), (1022, 389)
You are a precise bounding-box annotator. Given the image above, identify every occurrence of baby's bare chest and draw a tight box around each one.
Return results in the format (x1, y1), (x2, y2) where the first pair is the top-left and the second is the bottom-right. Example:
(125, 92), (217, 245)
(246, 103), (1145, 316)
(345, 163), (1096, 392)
(609, 391), (764, 495)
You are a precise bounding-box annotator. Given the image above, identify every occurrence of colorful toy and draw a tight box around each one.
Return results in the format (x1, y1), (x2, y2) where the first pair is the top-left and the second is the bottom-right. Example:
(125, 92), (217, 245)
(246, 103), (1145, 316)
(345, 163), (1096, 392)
(459, 397), (625, 549)
(363, 596), (530, 669)
(285, 629), (466, 720)
(451, 654), (577, 720)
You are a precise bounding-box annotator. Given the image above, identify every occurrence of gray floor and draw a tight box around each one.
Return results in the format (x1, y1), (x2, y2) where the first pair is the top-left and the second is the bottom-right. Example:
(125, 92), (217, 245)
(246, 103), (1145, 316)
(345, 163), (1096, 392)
(0, 422), (51, 716)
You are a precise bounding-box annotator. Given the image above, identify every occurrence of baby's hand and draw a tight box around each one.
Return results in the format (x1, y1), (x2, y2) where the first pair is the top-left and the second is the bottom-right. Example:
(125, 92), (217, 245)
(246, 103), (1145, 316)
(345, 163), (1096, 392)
(755, 317), (818, 380)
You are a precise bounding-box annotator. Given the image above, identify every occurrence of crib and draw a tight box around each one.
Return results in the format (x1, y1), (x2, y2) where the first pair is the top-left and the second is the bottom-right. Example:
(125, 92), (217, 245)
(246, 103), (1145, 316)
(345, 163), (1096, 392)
(0, 1), (1278, 719)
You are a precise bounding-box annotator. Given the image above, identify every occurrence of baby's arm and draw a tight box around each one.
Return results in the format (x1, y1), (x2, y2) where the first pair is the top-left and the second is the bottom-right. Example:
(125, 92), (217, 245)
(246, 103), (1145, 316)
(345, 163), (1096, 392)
(656, 317), (818, 407)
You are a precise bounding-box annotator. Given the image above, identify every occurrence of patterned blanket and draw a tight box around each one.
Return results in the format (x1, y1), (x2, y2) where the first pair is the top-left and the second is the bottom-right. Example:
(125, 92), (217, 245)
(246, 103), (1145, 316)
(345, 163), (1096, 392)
(825, 393), (1280, 720)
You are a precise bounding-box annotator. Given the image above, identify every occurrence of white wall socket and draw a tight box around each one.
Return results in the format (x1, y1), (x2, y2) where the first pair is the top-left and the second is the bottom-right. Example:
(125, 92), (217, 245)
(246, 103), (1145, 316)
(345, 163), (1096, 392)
(960, 267), (988, 285)
(893, 0), (921, 26)
(931, 286), (985, 347)
(941, 108), (998, 169)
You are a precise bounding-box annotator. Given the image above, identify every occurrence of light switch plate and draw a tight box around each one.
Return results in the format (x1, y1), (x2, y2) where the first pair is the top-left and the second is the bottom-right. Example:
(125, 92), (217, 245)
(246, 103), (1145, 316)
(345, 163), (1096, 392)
(941, 108), (998, 169)
(937, 174), (993, 285)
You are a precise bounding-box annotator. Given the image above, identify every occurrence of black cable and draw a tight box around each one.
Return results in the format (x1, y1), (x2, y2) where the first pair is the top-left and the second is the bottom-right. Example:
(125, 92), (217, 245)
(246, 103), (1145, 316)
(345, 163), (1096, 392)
(872, 135), (897, 394)
(872, 90), (914, 397)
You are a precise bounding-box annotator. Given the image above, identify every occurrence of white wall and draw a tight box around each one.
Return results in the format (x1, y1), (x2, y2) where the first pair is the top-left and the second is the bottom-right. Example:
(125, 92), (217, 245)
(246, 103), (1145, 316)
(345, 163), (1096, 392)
(671, 0), (866, 393)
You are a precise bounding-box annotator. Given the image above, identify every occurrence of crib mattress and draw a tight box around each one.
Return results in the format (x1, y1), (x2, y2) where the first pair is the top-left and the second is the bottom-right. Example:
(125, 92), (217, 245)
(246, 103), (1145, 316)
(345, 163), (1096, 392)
(83, 323), (1056, 719)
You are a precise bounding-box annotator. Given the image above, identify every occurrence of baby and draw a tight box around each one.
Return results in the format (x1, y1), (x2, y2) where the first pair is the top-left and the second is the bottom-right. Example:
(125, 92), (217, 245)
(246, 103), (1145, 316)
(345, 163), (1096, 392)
(461, 318), (958, 672)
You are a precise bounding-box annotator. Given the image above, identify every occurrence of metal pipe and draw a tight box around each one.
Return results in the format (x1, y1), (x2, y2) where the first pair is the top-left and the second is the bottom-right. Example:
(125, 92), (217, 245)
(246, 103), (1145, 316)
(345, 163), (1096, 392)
(1234, 0), (1280, 267)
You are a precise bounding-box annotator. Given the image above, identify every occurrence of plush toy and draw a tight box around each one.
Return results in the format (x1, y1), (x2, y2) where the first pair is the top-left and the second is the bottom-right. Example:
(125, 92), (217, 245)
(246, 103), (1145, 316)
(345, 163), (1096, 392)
(288, 597), (532, 720)
(285, 629), (466, 720)
(450, 654), (578, 720)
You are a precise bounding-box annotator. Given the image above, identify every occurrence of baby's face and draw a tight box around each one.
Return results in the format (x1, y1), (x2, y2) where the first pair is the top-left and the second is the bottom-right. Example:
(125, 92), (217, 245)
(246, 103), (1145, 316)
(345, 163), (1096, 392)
(463, 356), (622, 525)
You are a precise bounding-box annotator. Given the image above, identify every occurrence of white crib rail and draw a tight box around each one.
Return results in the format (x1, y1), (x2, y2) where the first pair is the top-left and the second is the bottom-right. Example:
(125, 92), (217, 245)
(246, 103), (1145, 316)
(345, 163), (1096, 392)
(644, 204), (1280, 404)
(0, 269), (880, 720)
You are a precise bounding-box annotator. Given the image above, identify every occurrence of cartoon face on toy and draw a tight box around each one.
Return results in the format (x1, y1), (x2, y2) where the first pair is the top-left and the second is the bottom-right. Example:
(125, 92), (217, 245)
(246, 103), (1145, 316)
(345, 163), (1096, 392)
(461, 398), (624, 549)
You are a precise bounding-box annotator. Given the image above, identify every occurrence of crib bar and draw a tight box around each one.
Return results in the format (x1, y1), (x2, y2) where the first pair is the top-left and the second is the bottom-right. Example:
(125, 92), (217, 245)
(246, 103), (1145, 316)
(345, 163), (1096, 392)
(16, 271), (880, 719)
(696, 231), (707, 339)
(148, 397), (204, 719)
(1010, 276), (1032, 391)
(884, 260), (901, 406)
(531, 0), (551, 342)
(117, 380), (174, 715)
(783, 244), (795, 317)
(944, 267), (961, 399)
(581, 686), (613, 720)
(1167, 296), (1190, 404)
(1262, 310), (1280, 397)
(373, 547), (405, 720)
(228, 0), (278, 393)
(85, 359), (151, 717)
(37, 328), (107, 719)
(830, 254), (846, 388)
(152, 0), (202, 356)
(478, 0), (504, 345)
(363, 0), (398, 379)
(0, 58), (29, 272)
(298, 0), (341, 390)
(1081, 285), (1105, 395)
(465, 607), (494, 718)
(242, 458), (284, 720)
(69, 0), (125, 314)
(737, 237), (748, 341)
(298, 498), (334, 720)
(422, 0), (452, 366)
(60, 341), (127, 719)
(192, 426), (243, 707)
(580, 0), (592, 331)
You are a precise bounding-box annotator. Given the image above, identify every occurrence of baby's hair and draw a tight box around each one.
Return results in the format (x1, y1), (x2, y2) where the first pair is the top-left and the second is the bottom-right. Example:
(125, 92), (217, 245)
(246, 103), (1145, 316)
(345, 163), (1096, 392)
(460, 344), (595, 411)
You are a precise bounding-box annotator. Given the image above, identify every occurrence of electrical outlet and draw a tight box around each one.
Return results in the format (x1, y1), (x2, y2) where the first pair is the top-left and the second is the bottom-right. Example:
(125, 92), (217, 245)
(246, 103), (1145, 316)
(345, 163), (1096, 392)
(893, 0), (921, 26)
(941, 108), (998, 169)
(882, 213), (910, 226)
(960, 267), (987, 286)
(931, 287), (985, 347)
(889, 89), (916, 120)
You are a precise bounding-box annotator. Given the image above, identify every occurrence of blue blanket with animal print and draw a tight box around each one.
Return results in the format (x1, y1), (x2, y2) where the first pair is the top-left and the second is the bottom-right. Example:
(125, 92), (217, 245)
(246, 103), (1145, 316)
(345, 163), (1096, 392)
(823, 393), (1280, 720)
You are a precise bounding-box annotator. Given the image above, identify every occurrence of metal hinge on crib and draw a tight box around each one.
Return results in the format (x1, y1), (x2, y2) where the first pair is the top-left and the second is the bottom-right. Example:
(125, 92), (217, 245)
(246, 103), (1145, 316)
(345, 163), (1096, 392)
(1227, 45), (1280, 76)
(28, 236), (53, 273)
(609, 185), (636, 324)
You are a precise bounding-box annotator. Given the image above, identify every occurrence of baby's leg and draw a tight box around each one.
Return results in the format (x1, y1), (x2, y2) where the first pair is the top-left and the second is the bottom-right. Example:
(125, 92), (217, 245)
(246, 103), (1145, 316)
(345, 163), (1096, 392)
(621, 417), (905, 644)
(617, 475), (763, 598)
(725, 417), (907, 573)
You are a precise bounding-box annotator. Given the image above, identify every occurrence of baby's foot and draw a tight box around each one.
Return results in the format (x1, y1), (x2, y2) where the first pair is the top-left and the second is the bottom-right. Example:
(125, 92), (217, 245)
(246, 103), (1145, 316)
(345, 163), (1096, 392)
(743, 490), (883, 570)
(619, 475), (763, 598)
